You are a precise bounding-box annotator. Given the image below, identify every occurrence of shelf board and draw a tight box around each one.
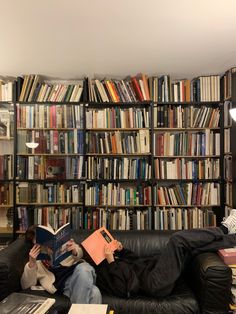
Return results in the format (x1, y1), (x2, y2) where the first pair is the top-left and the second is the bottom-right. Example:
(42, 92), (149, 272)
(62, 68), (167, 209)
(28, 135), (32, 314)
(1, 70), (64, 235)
(153, 127), (220, 131)
(154, 155), (220, 158)
(86, 128), (150, 131)
(0, 227), (13, 233)
(16, 202), (83, 206)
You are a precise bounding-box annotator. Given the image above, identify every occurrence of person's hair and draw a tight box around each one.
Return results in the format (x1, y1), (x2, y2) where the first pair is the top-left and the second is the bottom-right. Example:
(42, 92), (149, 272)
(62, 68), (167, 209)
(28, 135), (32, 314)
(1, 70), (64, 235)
(25, 224), (37, 244)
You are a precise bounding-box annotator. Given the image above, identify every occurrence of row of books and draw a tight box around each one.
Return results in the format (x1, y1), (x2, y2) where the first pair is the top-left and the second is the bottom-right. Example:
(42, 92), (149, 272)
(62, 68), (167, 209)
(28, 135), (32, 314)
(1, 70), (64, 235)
(15, 180), (220, 206)
(0, 155), (13, 179)
(0, 183), (13, 205)
(16, 182), (83, 204)
(80, 207), (216, 231)
(86, 156), (151, 180)
(17, 205), (217, 232)
(17, 205), (71, 232)
(0, 80), (13, 101)
(0, 73), (225, 105)
(226, 182), (232, 207)
(154, 207), (216, 230)
(223, 67), (236, 100)
(86, 130), (150, 154)
(153, 130), (220, 156)
(15, 102), (221, 130)
(154, 158), (220, 180)
(17, 156), (84, 180)
(18, 129), (84, 154)
(15, 154), (221, 181)
(85, 183), (151, 206)
(153, 105), (220, 128)
(16, 129), (221, 157)
(86, 107), (150, 129)
(225, 155), (232, 182)
(17, 103), (83, 129)
(1, 73), (222, 103)
(17, 75), (84, 102)
(86, 74), (220, 103)
(223, 100), (232, 127)
(153, 182), (220, 206)
(0, 109), (14, 139)
(224, 128), (231, 154)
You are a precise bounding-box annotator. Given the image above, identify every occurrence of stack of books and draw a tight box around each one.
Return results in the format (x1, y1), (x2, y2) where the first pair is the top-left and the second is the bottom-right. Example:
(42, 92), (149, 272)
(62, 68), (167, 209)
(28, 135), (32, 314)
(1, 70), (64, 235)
(218, 248), (236, 312)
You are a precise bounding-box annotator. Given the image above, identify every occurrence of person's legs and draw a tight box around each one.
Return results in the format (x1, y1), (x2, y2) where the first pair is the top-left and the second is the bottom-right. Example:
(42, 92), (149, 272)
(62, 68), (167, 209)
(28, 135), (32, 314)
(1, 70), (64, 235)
(63, 262), (102, 304)
(145, 226), (236, 297)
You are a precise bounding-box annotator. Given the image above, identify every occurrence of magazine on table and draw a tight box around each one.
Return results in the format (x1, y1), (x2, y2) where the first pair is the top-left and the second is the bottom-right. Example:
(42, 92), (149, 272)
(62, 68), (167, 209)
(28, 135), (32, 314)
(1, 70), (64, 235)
(36, 222), (72, 266)
(0, 292), (55, 314)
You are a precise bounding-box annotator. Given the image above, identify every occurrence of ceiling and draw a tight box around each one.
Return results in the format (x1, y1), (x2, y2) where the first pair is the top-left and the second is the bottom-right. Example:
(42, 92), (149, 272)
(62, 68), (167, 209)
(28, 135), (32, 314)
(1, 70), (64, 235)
(1, 0), (236, 80)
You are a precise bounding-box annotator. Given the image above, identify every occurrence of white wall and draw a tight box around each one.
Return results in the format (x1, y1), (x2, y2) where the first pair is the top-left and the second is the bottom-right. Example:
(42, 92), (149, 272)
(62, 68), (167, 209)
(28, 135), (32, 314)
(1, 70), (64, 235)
(1, 0), (236, 79)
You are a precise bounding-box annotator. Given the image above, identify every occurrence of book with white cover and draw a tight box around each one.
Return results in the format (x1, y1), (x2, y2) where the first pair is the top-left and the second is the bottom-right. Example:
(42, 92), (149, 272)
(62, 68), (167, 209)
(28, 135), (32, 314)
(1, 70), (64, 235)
(68, 304), (108, 314)
(0, 292), (55, 314)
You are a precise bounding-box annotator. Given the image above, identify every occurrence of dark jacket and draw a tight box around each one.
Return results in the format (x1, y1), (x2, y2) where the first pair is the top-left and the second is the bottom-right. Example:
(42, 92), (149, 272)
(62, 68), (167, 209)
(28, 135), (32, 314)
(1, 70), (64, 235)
(95, 248), (160, 298)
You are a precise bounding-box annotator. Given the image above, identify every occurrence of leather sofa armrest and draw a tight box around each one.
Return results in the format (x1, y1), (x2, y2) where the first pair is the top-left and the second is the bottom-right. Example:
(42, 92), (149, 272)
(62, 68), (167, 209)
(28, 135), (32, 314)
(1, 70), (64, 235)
(0, 238), (30, 301)
(187, 252), (232, 314)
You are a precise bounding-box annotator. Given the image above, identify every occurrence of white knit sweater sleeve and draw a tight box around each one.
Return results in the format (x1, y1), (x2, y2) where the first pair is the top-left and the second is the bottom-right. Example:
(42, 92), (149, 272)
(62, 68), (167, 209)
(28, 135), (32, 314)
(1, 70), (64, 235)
(20, 262), (38, 290)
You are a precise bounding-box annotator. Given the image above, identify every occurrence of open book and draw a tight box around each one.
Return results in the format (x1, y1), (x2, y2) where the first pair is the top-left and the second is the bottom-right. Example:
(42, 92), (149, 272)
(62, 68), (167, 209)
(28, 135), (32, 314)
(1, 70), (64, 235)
(0, 292), (55, 314)
(81, 227), (118, 265)
(36, 222), (72, 266)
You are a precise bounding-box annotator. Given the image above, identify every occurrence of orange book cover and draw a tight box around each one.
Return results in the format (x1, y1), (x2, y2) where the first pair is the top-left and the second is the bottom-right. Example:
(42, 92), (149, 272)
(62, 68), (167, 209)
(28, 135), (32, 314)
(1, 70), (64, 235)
(104, 80), (116, 102)
(110, 81), (120, 102)
(81, 227), (118, 265)
(141, 73), (150, 101)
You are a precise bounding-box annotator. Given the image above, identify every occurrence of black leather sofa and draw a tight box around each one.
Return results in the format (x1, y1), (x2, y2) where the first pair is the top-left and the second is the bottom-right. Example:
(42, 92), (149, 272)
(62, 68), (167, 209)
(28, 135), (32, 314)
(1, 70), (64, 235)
(0, 230), (232, 314)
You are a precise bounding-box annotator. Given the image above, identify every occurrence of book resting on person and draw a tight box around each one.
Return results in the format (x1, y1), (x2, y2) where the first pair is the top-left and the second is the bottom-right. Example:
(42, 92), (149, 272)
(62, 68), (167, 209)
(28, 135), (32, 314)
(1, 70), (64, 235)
(81, 227), (118, 265)
(36, 222), (72, 266)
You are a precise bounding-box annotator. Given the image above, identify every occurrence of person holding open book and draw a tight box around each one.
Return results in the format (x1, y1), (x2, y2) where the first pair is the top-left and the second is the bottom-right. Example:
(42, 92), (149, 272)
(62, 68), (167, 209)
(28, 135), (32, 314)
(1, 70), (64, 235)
(21, 225), (102, 304)
(94, 210), (236, 299)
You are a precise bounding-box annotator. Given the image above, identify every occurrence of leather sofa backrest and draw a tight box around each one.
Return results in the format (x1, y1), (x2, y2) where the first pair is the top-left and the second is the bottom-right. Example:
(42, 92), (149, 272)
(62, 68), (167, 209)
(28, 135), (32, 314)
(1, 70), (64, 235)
(72, 230), (175, 257)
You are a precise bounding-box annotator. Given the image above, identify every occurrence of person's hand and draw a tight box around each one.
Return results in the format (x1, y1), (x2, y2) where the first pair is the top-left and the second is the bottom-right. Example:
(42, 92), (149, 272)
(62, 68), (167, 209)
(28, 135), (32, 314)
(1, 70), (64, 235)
(105, 244), (115, 263)
(29, 244), (41, 268)
(66, 239), (79, 256)
(114, 240), (123, 252)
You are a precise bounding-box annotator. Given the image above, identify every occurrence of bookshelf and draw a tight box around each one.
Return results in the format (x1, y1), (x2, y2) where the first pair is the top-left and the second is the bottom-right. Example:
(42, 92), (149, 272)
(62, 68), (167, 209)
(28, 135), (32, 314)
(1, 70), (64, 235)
(222, 68), (236, 214)
(0, 81), (15, 241)
(0, 73), (227, 237)
(15, 101), (85, 233)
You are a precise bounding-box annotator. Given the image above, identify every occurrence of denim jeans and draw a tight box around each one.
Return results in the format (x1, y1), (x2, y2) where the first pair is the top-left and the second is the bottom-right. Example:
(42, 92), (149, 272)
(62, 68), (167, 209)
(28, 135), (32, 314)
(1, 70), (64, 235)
(63, 262), (102, 304)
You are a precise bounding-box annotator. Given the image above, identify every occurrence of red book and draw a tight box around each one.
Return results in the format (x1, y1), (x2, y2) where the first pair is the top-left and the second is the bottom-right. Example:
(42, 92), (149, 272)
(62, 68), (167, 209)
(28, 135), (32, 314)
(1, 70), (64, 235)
(81, 227), (118, 265)
(131, 77), (144, 101)
(218, 248), (236, 265)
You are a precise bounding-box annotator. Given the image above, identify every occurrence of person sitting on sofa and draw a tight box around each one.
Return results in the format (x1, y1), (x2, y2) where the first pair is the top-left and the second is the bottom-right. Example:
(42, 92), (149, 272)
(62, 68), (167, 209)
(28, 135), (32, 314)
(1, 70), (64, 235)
(94, 209), (236, 299)
(21, 225), (102, 304)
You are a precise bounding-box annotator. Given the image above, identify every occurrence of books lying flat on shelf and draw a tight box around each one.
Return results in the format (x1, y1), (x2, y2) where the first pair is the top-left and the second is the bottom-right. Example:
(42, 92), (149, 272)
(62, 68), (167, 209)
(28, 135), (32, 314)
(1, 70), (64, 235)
(81, 227), (118, 265)
(218, 248), (236, 265)
(68, 303), (109, 314)
(0, 292), (55, 314)
(36, 222), (72, 266)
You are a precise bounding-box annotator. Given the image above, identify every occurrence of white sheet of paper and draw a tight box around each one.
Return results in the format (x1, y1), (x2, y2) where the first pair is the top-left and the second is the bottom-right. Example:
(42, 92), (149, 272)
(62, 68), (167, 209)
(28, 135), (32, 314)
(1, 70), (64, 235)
(68, 304), (108, 314)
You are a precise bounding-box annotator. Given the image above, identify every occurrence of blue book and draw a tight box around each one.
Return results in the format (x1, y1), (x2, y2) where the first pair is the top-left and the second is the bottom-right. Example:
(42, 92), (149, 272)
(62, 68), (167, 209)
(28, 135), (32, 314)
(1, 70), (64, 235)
(36, 222), (72, 267)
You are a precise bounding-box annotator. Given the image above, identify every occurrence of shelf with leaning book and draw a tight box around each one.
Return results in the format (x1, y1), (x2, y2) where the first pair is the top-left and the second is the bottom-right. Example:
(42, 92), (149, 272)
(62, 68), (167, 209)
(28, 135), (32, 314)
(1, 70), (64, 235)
(15, 98), (86, 233)
(0, 99), (14, 238)
(82, 206), (152, 230)
(222, 68), (236, 216)
(84, 100), (153, 230)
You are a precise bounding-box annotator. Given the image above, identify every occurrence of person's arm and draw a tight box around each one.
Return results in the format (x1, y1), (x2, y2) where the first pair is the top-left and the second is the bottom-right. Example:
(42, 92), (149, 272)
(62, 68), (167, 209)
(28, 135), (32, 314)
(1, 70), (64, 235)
(102, 244), (139, 297)
(20, 244), (40, 289)
(66, 239), (83, 260)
